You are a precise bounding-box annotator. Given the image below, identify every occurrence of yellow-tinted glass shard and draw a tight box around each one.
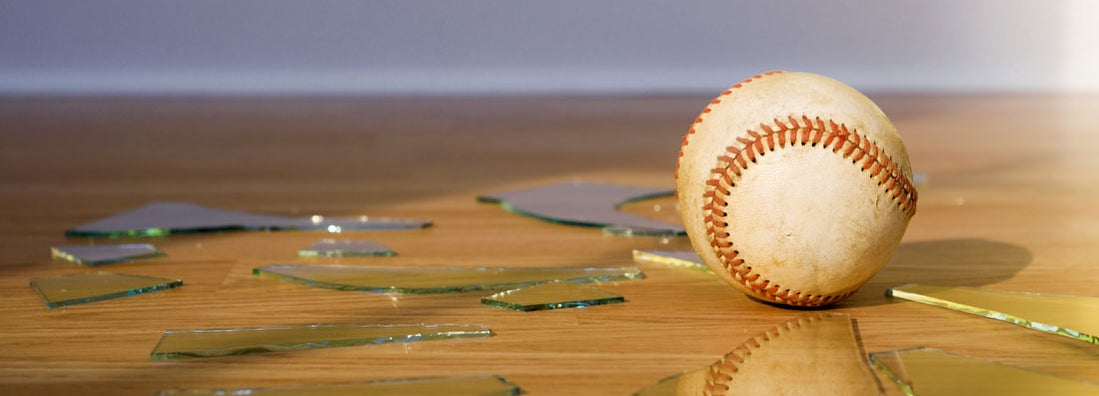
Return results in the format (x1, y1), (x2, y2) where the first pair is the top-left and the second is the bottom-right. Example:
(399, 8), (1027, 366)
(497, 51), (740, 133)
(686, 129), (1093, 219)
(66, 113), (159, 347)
(631, 250), (711, 273)
(888, 284), (1099, 345)
(870, 348), (1099, 396)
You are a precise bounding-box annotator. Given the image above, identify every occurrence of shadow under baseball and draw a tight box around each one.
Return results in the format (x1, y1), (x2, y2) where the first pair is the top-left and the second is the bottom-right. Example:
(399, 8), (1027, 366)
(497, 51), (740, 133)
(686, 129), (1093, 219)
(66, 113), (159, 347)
(838, 238), (1033, 308)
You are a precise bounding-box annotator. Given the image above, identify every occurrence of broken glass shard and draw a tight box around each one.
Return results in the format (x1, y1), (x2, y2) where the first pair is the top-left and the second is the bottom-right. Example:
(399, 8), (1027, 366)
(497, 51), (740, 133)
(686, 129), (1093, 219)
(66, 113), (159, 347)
(632, 369), (708, 396)
(51, 243), (163, 266)
(888, 284), (1099, 345)
(298, 239), (395, 258)
(478, 181), (684, 235)
(150, 323), (491, 360)
(631, 250), (711, 273)
(633, 313), (881, 395)
(482, 281), (625, 311)
(30, 272), (183, 308)
(254, 264), (644, 294)
(156, 374), (521, 396)
(870, 347), (1099, 395)
(65, 202), (431, 238)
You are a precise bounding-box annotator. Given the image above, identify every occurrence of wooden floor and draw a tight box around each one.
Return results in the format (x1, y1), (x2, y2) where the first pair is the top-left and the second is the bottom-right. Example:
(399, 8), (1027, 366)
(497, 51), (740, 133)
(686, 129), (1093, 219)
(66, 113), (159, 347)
(1, 93), (1098, 395)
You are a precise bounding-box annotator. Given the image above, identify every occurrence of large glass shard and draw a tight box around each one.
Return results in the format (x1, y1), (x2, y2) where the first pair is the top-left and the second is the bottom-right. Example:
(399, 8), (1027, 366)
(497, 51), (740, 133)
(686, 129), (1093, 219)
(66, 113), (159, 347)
(156, 374), (520, 396)
(150, 323), (491, 360)
(65, 202), (432, 238)
(30, 272), (183, 308)
(631, 250), (711, 273)
(51, 243), (163, 266)
(633, 313), (881, 395)
(298, 239), (395, 258)
(869, 347), (1099, 396)
(888, 284), (1099, 345)
(478, 181), (684, 236)
(254, 264), (644, 294)
(482, 281), (625, 311)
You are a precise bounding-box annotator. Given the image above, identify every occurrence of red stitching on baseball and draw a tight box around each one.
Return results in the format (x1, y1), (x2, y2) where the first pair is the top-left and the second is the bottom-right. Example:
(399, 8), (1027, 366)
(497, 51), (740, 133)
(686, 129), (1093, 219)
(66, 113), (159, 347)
(701, 114), (917, 306)
(703, 315), (822, 394)
(675, 71), (785, 185)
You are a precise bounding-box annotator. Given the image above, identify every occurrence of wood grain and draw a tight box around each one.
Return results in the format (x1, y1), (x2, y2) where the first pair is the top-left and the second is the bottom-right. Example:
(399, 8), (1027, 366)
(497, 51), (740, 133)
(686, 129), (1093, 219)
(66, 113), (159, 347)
(2, 94), (1098, 395)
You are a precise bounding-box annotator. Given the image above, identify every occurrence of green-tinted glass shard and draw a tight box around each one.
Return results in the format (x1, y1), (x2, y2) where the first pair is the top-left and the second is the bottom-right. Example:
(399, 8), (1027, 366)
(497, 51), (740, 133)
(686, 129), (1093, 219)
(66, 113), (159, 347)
(482, 281), (625, 311)
(66, 202), (431, 238)
(156, 374), (520, 396)
(29, 272), (182, 308)
(298, 239), (395, 258)
(631, 250), (711, 273)
(51, 244), (163, 266)
(869, 348), (1099, 396)
(150, 323), (491, 360)
(254, 264), (645, 294)
(633, 313), (882, 395)
(888, 284), (1099, 345)
(477, 181), (684, 235)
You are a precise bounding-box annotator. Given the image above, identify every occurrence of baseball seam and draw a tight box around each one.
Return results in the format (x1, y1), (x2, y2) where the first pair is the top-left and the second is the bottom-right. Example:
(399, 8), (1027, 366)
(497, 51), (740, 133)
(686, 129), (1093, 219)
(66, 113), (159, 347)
(675, 71), (784, 187)
(702, 113), (917, 306)
(703, 314), (821, 394)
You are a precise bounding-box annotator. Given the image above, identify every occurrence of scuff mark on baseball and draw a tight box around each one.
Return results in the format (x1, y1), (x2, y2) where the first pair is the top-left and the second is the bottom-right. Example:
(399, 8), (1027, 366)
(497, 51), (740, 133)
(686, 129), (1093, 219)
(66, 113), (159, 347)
(676, 71), (917, 307)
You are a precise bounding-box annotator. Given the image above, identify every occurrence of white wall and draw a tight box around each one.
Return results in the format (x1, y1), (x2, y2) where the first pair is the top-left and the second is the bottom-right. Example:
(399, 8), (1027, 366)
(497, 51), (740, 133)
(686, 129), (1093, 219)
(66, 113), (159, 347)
(1, 0), (1096, 95)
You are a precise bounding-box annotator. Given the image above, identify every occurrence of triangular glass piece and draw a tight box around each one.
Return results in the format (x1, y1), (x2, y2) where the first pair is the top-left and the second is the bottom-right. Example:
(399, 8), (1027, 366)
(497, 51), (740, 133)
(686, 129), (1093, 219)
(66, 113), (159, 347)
(298, 239), (395, 257)
(888, 284), (1099, 345)
(632, 250), (710, 273)
(482, 281), (625, 311)
(156, 374), (521, 396)
(632, 368), (708, 396)
(66, 202), (431, 237)
(478, 181), (683, 236)
(869, 347), (1099, 395)
(151, 323), (491, 360)
(633, 313), (882, 395)
(254, 264), (644, 294)
(30, 272), (182, 308)
(51, 243), (163, 266)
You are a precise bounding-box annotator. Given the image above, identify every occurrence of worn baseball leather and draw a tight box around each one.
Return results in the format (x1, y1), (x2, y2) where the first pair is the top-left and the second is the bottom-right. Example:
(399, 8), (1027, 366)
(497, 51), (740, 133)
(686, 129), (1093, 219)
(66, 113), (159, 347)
(672, 314), (882, 395)
(676, 71), (916, 307)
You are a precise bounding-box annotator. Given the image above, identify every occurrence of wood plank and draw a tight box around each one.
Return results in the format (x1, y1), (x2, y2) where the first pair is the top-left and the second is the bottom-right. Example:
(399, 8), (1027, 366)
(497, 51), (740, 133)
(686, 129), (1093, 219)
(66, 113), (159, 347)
(2, 94), (1098, 395)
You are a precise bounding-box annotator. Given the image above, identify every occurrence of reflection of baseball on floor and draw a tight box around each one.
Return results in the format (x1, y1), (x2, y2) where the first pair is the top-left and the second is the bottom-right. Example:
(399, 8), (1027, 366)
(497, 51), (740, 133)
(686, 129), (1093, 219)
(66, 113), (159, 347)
(676, 71), (917, 307)
(672, 313), (881, 395)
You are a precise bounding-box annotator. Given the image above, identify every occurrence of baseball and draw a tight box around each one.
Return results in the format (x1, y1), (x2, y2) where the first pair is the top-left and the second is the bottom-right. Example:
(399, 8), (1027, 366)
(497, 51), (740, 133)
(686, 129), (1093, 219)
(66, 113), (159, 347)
(676, 71), (917, 307)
